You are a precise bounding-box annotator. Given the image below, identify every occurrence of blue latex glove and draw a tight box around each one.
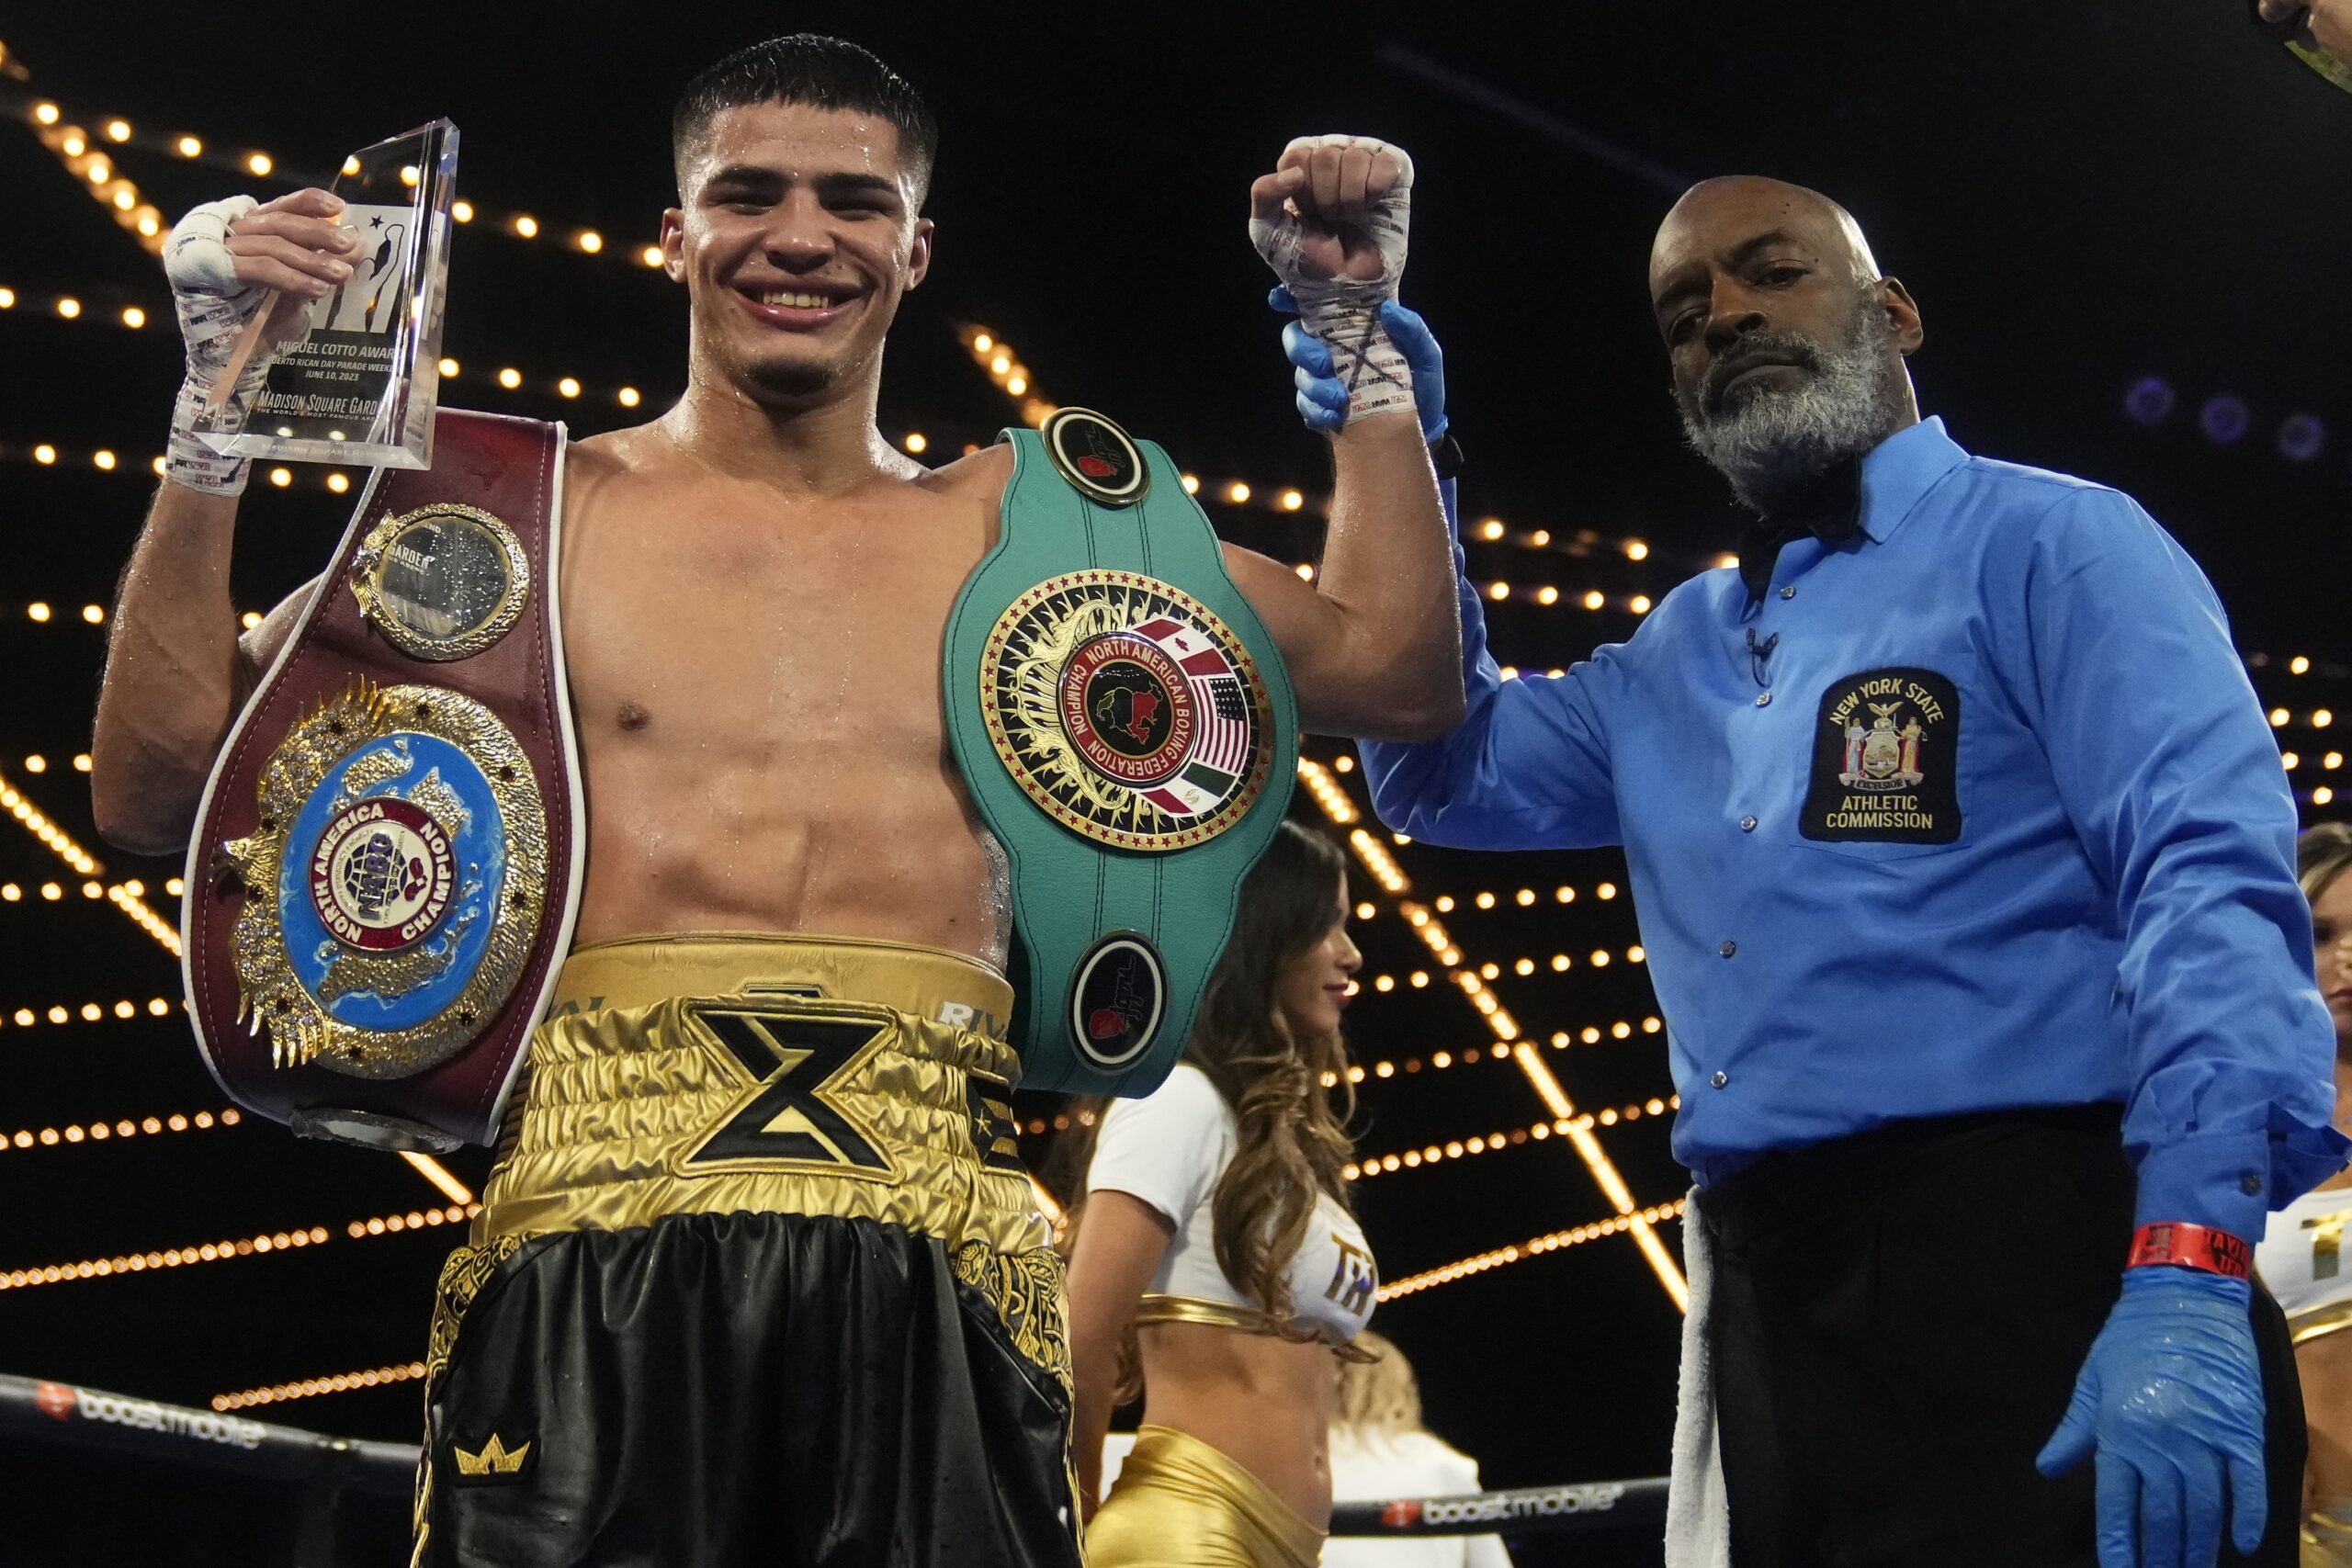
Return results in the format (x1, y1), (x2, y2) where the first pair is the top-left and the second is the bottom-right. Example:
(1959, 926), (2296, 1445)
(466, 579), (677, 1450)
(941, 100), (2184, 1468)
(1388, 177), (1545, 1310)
(2035, 1267), (2268, 1568)
(1272, 284), (1446, 443)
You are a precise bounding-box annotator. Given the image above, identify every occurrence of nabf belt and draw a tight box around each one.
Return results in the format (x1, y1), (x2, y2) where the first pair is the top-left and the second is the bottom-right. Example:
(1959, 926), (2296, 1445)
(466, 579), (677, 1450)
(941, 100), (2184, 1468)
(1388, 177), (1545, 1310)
(182, 410), (585, 1152)
(944, 410), (1298, 1096)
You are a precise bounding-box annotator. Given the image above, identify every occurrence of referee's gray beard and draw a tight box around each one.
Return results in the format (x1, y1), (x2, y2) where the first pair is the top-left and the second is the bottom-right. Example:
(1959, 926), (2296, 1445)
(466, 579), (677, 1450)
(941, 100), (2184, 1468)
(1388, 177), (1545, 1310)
(1677, 304), (1904, 515)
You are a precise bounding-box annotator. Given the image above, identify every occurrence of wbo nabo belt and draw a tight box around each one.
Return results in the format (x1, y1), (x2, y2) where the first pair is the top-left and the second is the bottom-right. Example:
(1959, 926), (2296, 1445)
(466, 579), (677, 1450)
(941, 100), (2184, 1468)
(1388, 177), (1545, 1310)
(182, 410), (585, 1152)
(945, 409), (1298, 1097)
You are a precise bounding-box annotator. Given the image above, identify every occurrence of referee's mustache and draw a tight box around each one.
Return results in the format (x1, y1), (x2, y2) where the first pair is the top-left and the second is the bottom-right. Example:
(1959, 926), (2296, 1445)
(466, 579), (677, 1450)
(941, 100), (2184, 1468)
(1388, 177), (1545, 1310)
(1699, 333), (1824, 417)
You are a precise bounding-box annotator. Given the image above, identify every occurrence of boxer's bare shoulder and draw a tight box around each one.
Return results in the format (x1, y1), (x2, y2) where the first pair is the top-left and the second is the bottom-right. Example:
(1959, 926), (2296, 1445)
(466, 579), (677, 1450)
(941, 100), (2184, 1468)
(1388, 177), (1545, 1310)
(549, 422), (1013, 964)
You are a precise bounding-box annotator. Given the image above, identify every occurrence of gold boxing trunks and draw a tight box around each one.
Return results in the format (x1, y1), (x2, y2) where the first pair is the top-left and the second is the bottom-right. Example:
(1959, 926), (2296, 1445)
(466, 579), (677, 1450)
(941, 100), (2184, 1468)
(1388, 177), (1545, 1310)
(412, 933), (1081, 1568)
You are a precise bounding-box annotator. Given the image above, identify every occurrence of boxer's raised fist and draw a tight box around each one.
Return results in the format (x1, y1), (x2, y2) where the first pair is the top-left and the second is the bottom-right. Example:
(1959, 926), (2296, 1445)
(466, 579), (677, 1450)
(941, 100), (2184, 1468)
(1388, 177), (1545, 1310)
(1249, 135), (1418, 427)
(1248, 135), (1412, 292)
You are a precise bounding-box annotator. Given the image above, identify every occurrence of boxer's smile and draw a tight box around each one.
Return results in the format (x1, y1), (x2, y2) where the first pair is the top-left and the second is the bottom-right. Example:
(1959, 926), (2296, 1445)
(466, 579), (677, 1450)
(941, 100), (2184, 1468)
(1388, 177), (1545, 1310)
(731, 276), (863, 330)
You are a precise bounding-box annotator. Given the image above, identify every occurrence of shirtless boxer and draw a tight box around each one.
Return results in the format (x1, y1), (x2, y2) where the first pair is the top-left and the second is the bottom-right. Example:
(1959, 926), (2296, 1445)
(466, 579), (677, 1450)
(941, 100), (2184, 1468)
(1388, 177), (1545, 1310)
(89, 34), (1459, 1568)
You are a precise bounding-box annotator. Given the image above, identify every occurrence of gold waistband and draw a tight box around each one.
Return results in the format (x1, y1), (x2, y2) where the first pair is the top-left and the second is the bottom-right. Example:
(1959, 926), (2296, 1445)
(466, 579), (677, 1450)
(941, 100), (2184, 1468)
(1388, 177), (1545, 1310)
(1091, 1425), (1324, 1568)
(548, 931), (1014, 1033)
(1134, 1293), (1377, 1361)
(470, 933), (1042, 1254)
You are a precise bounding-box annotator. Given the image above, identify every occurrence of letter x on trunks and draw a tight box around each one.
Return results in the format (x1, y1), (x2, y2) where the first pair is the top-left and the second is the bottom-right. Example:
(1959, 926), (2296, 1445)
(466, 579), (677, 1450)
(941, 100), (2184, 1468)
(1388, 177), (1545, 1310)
(683, 1001), (896, 1174)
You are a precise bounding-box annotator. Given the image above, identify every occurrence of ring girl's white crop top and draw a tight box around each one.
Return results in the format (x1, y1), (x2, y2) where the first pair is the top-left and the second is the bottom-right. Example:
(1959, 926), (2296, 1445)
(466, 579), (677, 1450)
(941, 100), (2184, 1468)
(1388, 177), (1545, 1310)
(1086, 1062), (1376, 1348)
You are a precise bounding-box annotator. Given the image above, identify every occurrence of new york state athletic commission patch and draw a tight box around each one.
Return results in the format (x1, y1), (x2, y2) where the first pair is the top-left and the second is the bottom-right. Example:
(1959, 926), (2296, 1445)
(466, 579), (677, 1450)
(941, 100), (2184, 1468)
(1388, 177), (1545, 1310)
(981, 571), (1274, 851)
(1800, 665), (1962, 844)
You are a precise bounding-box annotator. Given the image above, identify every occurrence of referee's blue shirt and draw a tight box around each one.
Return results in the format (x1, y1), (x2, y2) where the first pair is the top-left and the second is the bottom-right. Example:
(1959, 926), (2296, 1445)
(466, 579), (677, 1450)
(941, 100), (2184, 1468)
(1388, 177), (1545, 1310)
(1361, 417), (2346, 1240)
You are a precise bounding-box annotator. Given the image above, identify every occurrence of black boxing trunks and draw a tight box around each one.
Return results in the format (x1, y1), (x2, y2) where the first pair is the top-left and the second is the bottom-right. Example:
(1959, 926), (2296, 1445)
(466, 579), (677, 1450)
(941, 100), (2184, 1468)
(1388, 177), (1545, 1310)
(409, 934), (1081, 1568)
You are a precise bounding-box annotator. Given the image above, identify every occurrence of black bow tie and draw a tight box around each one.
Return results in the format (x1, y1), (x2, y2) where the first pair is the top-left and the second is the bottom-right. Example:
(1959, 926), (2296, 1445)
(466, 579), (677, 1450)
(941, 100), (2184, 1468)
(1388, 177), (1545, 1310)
(1736, 458), (1864, 603)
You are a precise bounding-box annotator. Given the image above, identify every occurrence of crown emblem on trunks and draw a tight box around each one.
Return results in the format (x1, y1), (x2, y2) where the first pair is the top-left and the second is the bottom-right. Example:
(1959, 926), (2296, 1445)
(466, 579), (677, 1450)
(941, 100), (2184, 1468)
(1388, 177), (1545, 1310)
(452, 1433), (531, 1476)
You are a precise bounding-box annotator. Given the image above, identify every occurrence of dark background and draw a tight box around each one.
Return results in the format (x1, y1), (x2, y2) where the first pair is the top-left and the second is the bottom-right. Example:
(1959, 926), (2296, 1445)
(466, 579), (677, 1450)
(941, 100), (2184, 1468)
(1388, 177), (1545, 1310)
(2, 1), (2348, 1562)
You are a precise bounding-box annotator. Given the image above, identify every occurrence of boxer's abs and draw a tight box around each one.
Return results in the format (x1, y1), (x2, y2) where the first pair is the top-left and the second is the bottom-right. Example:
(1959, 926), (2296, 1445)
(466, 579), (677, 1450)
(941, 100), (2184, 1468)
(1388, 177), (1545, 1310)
(571, 732), (1012, 967)
(555, 442), (1012, 969)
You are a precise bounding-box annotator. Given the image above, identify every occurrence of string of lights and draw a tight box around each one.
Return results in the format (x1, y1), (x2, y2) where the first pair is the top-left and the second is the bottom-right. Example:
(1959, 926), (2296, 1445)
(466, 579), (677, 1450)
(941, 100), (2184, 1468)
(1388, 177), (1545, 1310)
(7, 878), (111, 904)
(1337, 1017), (1668, 1086)
(0, 767), (181, 954)
(5, 996), (180, 1027)
(0, 1107), (238, 1153)
(0, 768), (99, 878)
(1, 1226), (333, 1292)
(1287, 762), (1690, 1306)
(0, 1202), (481, 1295)
(20, 99), (170, 255)
(211, 1359), (425, 1413)
(0, 289), (665, 414)
(1, 750), (97, 773)
(6, 89), (672, 273)
(1378, 1201), (1688, 1303)
(2250, 652), (2352, 681)
(1362, 947), (1645, 993)
(0, 1030), (471, 1207)
(343, 1204), (478, 1239)
(1344, 1096), (1681, 1184)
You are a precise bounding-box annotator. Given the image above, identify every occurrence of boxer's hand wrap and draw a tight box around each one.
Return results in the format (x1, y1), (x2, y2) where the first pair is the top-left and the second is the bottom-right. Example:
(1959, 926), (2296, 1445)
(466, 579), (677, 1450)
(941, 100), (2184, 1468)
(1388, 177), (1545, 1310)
(1250, 135), (1416, 424)
(164, 196), (277, 496)
(1279, 293), (1447, 443)
(2036, 1266), (2269, 1568)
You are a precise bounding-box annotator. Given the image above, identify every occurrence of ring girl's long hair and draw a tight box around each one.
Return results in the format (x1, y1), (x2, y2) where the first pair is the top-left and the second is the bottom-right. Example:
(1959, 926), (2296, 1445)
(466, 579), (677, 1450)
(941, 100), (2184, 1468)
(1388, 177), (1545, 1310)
(1048, 818), (1360, 1321)
(2301, 821), (2352, 901)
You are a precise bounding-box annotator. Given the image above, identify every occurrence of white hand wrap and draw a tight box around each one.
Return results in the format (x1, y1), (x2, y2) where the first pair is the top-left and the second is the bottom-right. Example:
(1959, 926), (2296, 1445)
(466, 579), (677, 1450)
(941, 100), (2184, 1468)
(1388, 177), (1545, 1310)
(1249, 134), (1416, 423)
(163, 196), (277, 496)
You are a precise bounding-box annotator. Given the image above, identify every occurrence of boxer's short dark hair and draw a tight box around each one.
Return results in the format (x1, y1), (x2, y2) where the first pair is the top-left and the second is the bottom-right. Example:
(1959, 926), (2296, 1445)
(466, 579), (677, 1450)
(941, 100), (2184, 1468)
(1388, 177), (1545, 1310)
(672, 35), (937, 203)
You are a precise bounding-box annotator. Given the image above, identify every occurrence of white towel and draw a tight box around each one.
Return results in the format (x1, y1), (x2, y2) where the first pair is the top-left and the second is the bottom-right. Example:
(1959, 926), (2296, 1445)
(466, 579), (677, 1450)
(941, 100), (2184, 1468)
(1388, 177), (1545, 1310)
(1664, 1186), (1732, 1568)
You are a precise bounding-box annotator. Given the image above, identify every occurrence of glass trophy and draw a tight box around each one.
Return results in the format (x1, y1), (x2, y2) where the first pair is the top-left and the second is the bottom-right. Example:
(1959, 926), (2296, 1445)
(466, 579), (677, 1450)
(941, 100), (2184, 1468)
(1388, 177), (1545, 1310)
(198, 118), (458, 470)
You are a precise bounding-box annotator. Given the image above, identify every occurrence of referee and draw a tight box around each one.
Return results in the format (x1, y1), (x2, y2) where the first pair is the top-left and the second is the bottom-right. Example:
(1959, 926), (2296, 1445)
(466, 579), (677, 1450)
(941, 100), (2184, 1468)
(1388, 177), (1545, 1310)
(1297, 176), (2349, 1566)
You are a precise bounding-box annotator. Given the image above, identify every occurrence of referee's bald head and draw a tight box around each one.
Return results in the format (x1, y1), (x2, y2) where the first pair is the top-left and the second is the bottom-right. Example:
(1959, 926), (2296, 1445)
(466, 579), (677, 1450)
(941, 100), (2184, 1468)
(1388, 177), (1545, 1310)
(1651, 176), (1883, 299)
(1649, 176), (1923, 514)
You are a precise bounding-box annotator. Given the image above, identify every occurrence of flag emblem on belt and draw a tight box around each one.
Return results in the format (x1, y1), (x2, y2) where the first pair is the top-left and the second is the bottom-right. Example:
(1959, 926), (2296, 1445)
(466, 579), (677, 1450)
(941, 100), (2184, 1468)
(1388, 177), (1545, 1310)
(980, 571), (1272, 851)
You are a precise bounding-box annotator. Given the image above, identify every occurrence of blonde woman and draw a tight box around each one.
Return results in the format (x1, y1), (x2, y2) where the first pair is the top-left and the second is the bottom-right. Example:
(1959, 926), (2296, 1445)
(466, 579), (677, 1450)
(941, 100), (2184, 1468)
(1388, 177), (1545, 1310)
(2258, 822), (2352, 1564)
(1066, 821), (1375, 1567)
(1324, 1330), (1511, 1568)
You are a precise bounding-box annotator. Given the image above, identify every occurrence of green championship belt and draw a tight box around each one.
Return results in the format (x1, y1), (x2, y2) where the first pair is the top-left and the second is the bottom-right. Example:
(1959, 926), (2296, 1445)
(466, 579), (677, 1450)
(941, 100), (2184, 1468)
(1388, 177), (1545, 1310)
(945, 409), (1298, 1097)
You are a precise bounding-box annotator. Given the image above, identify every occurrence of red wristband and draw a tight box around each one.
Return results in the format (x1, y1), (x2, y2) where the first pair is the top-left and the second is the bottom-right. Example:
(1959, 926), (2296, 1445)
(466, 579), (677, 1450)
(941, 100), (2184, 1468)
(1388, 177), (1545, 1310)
(2127, 1222), (2253, 1279)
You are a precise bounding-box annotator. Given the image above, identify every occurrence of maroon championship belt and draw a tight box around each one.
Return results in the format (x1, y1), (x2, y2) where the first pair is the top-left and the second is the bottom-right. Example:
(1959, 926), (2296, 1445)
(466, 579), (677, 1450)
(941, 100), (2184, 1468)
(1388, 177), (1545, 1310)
(181, 410), (583, 1151)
